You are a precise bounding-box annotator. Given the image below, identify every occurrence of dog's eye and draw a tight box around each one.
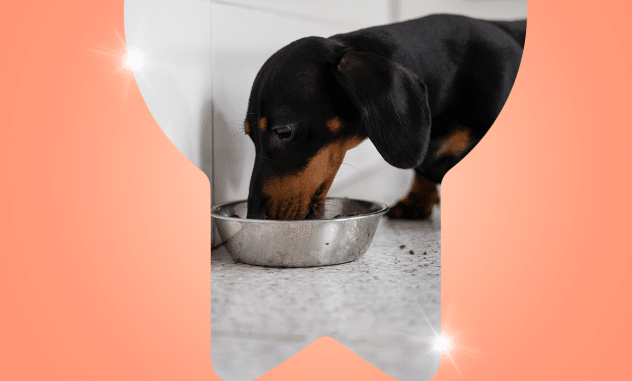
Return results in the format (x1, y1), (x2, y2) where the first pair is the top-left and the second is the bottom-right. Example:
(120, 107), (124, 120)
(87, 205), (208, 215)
(272, 126), (293, 140)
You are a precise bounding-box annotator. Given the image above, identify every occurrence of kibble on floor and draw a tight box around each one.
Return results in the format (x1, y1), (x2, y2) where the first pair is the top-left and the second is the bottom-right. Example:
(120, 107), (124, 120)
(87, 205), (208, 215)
(211, 206), (441, 381)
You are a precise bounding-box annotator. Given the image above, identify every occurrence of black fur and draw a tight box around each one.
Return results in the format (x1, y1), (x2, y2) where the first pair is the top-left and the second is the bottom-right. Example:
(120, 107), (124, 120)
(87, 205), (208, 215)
(244, 14), (526, 219)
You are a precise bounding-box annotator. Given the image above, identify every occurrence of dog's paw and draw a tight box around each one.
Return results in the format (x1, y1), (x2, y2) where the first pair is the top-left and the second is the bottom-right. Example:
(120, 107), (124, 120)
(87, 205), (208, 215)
(386, 174), (440, 220)
(386, 199), (436, 220)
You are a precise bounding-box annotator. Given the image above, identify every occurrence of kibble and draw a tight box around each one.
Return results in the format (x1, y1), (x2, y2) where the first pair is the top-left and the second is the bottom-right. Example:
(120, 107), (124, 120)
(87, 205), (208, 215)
(333, 212), (362, 219)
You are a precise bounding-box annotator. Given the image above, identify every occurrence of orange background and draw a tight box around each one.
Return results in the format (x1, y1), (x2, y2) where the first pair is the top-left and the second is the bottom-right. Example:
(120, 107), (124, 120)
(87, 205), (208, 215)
(2, 1), (631, 380)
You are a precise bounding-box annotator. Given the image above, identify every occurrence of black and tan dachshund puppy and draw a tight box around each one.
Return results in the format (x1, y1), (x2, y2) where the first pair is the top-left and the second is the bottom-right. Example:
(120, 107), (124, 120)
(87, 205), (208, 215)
(243, 14), (526, 220)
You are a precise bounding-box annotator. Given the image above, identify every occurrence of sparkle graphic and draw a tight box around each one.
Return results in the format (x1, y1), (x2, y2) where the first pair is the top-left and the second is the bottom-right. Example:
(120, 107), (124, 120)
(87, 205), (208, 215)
(434, 334), (453, 354)
(88, 22), (154, 107)
(440, 298), (491, 380)
(123, 47), (146, 73)
(407, 297), (489, 380)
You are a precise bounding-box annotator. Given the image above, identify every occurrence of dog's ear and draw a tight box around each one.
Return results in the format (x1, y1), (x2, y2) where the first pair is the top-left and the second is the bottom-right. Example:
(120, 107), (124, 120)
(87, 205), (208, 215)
(334, 50), (431, 169)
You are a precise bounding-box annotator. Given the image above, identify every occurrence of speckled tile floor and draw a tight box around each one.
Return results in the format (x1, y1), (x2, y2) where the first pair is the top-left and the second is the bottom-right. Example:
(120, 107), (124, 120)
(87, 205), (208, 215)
(211, 206), (441, 381)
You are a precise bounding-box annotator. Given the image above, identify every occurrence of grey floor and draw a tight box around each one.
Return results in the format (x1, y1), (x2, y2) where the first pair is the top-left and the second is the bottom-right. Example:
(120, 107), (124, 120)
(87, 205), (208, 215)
(211, 206), (441, 381)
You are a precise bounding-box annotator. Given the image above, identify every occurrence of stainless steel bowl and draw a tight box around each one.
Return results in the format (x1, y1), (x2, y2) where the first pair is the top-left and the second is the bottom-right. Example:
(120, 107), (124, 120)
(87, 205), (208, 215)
(211, 198), (389, 267)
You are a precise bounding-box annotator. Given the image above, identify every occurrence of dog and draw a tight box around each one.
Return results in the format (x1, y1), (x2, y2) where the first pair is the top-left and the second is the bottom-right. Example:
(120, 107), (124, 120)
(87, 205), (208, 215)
(243, 14), (526, 220)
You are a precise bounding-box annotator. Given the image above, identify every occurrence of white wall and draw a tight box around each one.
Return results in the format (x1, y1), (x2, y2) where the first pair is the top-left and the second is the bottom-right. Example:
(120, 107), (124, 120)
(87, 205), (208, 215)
(209, 0), (407, 247)
(209, 0), (391, 28)
(398, 0), (527, 21)
(123, 0), (528, 246)
(210, 1), (412, 208)
(124, 0), (213, 178)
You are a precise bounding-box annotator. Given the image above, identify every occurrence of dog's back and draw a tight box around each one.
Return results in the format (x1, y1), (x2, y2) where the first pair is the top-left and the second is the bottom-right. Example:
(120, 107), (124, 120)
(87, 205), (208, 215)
(331, 14), (526, 183)
(489, 19), (527, 48)
(245, 14), (527, 219)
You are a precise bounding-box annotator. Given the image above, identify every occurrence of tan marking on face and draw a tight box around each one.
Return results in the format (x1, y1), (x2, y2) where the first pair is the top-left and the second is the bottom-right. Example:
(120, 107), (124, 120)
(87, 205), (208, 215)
(261, 137), (359, 220)
(434, 128), (471, 159)
(244, 121), (250, 135)
(326, 116), (343, 134)
(259, 117), (267, 132)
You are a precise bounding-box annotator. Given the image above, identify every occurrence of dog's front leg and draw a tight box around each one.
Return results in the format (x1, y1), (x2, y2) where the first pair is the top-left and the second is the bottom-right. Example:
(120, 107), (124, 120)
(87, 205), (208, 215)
(386, 172), (440, 220)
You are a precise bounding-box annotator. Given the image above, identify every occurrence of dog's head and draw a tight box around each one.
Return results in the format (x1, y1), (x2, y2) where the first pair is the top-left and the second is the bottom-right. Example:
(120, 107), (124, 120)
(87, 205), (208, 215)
(244, 36), (432, 220)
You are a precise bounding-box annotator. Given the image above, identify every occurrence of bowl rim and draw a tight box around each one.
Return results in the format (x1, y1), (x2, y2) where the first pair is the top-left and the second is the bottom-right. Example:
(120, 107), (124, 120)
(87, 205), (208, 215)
(211, 197), (389, 223)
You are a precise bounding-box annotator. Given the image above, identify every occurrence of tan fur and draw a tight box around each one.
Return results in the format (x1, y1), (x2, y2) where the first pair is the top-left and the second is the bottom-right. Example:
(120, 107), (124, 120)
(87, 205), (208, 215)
(261, 135), (365, 220)
(259, 117), (267, 132)
(326, 116), (343, 134)
(434, 128), (471, 159)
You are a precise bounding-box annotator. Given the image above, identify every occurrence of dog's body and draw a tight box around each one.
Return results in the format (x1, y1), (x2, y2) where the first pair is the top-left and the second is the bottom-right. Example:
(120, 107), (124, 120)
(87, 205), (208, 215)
(244, 14), (526, 220)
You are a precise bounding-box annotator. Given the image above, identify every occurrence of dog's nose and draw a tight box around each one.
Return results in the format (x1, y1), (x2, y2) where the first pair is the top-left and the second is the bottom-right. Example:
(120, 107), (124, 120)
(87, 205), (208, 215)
(246, 194), (267, 219)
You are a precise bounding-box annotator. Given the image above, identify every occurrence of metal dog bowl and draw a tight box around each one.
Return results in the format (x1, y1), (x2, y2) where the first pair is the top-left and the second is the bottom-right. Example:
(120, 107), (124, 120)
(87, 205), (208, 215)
(211, 198), (389, 267)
